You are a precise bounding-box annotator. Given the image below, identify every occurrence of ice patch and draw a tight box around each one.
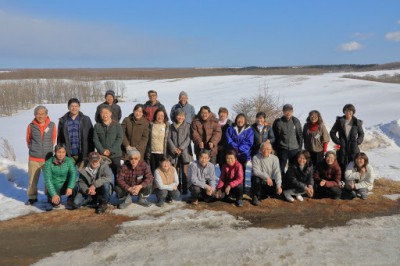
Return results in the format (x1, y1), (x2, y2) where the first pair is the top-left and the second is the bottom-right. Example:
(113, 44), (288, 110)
(383, 194), (400, 201)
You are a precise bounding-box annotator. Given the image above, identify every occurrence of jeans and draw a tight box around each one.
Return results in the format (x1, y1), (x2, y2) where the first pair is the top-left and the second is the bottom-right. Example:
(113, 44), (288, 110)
(73, 182), (112, 207)
(155, 189), (180, 204)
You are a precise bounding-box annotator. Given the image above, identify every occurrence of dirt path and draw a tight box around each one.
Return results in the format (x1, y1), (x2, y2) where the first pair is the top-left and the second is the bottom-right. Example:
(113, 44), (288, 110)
(0, 178), (399, 266)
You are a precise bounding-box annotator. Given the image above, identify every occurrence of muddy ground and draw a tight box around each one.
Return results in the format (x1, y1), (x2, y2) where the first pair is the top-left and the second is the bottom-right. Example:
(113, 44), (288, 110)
(1, 178), (399, 266)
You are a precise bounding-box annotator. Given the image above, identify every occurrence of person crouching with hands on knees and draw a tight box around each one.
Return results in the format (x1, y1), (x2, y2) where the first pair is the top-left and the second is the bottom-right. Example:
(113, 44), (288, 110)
(283, 150), (314, 202)
(154, 156), (180, 207)
(215, 150), (244, 207)
(73, 152), (113, 214)
(250, 142), (282, 206)
(43, 144), (77, 209)
(115, 149), (154, 208)
(188, 149), (217, 205)
(344, 152), (375, 200)
(313, 151), (342, 199)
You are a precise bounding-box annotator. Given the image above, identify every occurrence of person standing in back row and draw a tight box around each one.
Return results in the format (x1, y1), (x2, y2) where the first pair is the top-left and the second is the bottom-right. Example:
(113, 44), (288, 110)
(57, 98), (94, 169)
(272, 104), (303, 176)
(330, 104), (364, 177)
(95, 89), (122, 123)
(26, 105), (57, 205)
(143, 90), (168, 122)
(170, 91), (196, 124)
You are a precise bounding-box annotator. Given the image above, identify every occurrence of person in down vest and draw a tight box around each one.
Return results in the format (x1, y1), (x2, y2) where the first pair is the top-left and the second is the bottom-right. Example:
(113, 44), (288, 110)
(303, 110), (330, 167)
(57, 98), (94, 169)
(344, 152), (375, 200)
(226, 113), (254, 185)
(153, 156), (180, 207)
(330, 104), (364, 177)
(313, 151), (342, 199)
(26, 105), (57, 205)
(283, 150), (314, 202)
(215, 150), (244, 207)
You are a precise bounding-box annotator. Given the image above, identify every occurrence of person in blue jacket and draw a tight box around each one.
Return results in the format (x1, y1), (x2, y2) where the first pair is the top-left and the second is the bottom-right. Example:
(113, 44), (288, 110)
(226, 113), (254, 186)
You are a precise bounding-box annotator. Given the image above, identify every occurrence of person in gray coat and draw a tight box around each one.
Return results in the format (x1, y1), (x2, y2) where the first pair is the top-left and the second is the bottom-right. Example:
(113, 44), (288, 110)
(73, 152), (113, 214)
(167, 109), (193, 194)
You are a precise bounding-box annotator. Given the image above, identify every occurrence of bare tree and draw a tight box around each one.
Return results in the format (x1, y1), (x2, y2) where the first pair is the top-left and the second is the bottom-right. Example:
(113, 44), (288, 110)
(233, 82), (283, 124)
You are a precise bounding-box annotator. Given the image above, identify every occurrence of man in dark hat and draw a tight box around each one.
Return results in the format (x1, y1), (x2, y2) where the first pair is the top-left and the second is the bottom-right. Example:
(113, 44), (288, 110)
(95, 89), (122, 123)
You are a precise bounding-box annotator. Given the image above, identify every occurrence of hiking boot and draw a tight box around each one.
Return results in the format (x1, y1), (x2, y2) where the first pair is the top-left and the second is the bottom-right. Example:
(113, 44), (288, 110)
(138, 197), (152, 207)
(96, 204), (108, 214)
(251, 196), (260, 206)
(235, 199), (243, 207)
(25, 199), (38, 205)
(156, 201), (164, 207)
(118, 196), (132, 209)
(166, 196), (173, 203)
(295, 195), (304, 202)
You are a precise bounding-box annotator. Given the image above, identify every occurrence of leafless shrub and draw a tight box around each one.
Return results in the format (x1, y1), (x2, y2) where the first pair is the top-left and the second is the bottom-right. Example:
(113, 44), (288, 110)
(1, 138), (16, 161)
(233, 82), (283, 124)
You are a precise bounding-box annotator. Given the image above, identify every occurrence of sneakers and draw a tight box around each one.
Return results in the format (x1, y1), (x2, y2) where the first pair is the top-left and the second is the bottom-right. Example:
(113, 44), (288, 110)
(25, 199), (38, 205)
(118, 196), (132, 209)
(284, 191), (295, 202)
(295, 195), (304, 202)
(251, 196), (260, 206)
(138, 198), (153, 207)
(235, 199), (243, 207)
(165, 196), (173, 204)
(96, 204), (108, 214)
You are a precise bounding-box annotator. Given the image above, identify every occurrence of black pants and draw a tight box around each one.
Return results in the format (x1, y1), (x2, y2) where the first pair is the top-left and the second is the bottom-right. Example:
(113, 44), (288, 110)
(155, 189), (180, 203)
(150, 153), (164, 175)
(276, 148), (299, 176)
(315, 185), (342, 199)
(109, 156), (122, 184)
(309, 151), (324, 168)
(220, 184), (243, 201)
(251, 176), (278, 199)
(239, 160), (247, 186)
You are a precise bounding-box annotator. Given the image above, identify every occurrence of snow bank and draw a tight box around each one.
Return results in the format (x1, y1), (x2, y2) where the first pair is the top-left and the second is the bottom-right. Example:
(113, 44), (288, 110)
(379, 119), (400, 147)
(33, 209), (400, 266)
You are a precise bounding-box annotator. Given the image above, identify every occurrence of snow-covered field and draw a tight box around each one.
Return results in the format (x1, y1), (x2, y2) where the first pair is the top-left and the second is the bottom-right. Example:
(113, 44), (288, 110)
(1, 70), (400, 265)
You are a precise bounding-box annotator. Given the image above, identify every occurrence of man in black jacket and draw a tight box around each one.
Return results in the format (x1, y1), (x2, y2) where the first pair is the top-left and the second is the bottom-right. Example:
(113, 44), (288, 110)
(272, 104), (303, 176)
(58, 98), (94, 169)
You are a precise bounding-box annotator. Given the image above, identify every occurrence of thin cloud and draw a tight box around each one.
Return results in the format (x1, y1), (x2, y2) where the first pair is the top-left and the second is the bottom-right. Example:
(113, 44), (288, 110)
(354, 32), (374, 40)
(385, 32), (400, 42)
(339, 41), (362, 52)
(397, 19), (400, 24)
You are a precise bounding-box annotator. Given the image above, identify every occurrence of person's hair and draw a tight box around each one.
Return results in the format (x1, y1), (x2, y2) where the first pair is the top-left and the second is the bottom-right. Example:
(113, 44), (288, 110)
(198, 106), (211, 117)
(282, 104), (293, 112)
(256, 111), (266, 119)
(158, 156), (171, 166)
(153, 108), (169, 123)
(174, 109), (186, 118)
(34, 105), (48, 115)
(235, 113), (247, 125)
(67, 98), (80, 107)
(54, 143), (66, 152)
(306, 110), (324, 125)
(199, 149), (211, 157)
(225, 149), (237, 158)
(354, 152), (369, 171)
(100, 105), (112, 114)
(295, 150), (311, 164)
(133, 103), (144, 112)
(218, 107), (229, 115)
(148, 90), (157, 96)
(260, 141), (272, 151)
(127, 148), (141, 158)
(325, 150), (336, 160)
(343, 103), (356, 114)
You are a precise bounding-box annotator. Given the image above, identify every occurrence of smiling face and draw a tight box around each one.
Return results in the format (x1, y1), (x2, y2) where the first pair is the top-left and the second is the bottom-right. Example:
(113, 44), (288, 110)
(201, 109), (210, 121)
(160, 160), (171, 171)
(355, 156), (365, 168)
(344, 109), (354, 120)
(68, 102), (80, 116)
(199, 152), (210, 167)
(309, 112), (319, 123)
(179, 95), (188, 105)
(297, 154), (307, 167)
(105, 95), (114, 105)
(129, 155), (140, 168)
(261, 144), (272, 157)
(226, 154), (236, 167)
(35, 108), (47, 124)
(148, 92), (157, 103)
(236, 116), (245, 127)
(218, 111), (228, 121)
(156, 111), (165, 123)
(133, 107), (143, 120)
(325, 153), (335, 165)
(256, 116), (265, 126)
(176, 113), (185, 124)
(101, 108), (112, 123)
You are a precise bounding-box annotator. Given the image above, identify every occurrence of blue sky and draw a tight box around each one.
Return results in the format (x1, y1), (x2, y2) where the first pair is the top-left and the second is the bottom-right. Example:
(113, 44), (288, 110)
(0, 0), (399, 68)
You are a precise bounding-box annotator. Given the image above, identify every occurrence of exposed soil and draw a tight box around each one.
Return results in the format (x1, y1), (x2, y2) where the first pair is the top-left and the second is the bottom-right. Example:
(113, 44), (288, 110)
(0, 178), (399, 266)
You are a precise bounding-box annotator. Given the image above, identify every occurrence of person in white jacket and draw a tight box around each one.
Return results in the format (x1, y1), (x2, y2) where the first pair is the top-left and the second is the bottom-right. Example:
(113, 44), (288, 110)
(345, 152), (375, 200)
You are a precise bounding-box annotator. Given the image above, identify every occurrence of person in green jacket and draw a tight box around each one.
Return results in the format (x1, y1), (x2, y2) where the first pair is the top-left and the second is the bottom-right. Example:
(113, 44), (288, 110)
(43, 144), (77, 208)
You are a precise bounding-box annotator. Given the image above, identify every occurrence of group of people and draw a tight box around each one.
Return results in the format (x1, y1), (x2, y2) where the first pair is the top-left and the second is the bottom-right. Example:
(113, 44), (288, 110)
(25, 88), (375, 214)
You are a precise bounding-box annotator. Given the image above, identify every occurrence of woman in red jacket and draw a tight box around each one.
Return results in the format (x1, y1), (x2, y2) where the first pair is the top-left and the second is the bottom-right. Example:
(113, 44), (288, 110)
(215, 150), (244, 207)
(313, 151), (342, 199)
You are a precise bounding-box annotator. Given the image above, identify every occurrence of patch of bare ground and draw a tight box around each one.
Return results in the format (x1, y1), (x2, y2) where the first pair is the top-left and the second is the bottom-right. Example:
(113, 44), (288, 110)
(0, 206), (132, 266)
(0, 178), (399, 265)
(188, 178), (400, 229)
